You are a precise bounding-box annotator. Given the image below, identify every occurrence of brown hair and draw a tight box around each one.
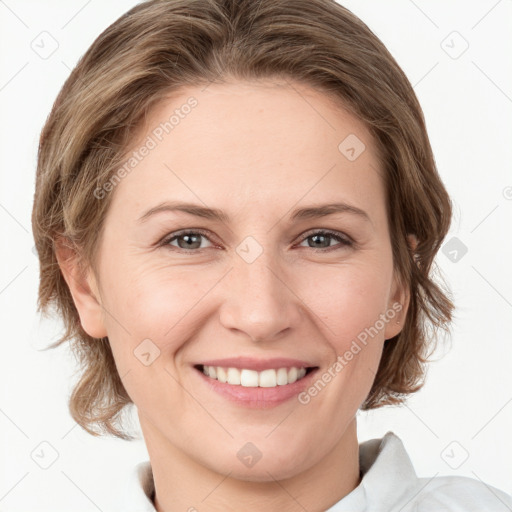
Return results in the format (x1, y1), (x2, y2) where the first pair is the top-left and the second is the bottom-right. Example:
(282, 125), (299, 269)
(32, 0), (454, 440)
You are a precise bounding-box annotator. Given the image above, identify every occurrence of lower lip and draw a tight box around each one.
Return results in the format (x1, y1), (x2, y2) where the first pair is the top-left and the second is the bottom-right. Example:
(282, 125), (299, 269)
(194, 367), (319, 409)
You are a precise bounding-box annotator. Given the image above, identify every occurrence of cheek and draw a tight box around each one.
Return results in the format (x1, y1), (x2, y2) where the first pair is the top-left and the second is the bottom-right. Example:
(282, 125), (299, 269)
(102, 260), (209, 353)
(303, 261), (391, 348)
(99, 264), (200, 405)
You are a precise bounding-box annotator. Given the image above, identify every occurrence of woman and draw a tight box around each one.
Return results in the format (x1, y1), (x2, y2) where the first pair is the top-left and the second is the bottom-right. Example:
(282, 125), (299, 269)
(31, 0), (512, 510)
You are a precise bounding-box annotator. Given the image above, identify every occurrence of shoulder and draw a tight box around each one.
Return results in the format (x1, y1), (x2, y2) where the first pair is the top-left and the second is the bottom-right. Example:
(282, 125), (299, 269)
(411, 475), (512, 511)
(367, 433), (512, 511)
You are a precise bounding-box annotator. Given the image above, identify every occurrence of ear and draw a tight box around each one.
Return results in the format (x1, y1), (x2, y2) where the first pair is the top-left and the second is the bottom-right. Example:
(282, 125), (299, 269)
(55, 238), (108, 339)
(384, 233), (417, 340)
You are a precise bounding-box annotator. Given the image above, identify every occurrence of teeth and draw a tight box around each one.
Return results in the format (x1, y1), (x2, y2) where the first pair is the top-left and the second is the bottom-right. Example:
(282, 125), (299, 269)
(240, 369), (259, 387)
(201, 366), (308, 387)
(276, 368), (288, 385)
(227, 367), (241, 385)
(216, 367), (227, 383)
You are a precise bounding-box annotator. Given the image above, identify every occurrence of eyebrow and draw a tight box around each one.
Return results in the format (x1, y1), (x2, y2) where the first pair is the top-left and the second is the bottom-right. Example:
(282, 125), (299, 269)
(137, 200), (372, 225)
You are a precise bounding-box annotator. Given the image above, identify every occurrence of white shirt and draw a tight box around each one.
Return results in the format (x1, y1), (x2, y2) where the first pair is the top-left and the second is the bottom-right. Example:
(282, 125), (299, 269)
(117, 431), (512, 511)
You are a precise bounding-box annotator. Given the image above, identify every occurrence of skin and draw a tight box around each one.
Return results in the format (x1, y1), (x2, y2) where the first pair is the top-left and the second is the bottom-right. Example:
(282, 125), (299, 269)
(57, 79), (413, 511)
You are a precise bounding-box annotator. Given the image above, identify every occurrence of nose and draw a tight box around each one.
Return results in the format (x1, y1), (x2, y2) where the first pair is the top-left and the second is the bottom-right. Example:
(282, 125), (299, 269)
(218, 246), (303, 343)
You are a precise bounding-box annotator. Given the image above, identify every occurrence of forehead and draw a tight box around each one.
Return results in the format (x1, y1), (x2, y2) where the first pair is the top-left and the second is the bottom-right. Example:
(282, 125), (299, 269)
(109, 79), (386, 225)
(140, 79), (377, 160)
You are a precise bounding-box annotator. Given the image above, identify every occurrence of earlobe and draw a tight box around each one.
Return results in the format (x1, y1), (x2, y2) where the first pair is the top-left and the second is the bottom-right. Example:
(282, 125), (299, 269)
(384, 233), (416, 340)
(54, 238), (108, 339)
(384, 288), (409, 341)
(407, 233), (418, 253)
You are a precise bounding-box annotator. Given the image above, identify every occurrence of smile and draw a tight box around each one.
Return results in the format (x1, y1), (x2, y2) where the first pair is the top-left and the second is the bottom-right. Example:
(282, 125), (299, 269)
(197, 365), (315, 387)
(193, 357), (320, 408)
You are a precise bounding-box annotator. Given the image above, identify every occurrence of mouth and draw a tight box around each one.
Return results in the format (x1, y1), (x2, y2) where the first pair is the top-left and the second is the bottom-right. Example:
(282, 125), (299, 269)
(194, 364), (318, 388)
(192, 360), (320, 409)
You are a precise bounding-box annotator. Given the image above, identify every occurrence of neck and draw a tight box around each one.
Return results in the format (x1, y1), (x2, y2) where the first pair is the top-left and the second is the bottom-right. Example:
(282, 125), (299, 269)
(141, 415), (361, 512)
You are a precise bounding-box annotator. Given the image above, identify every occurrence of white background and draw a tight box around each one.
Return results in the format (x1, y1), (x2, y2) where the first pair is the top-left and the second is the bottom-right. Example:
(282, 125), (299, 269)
(1, 0), (511, 510)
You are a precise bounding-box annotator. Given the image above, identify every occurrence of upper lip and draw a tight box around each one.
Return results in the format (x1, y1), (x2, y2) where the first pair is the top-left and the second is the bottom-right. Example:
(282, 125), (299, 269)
(195, 357), (318, 372)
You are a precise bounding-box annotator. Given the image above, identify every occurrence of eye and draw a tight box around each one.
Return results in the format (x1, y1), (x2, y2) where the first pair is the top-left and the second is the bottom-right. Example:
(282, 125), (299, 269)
(160, 228), (353, 253)
(297, 230), (353, 251)
(161, 230), (214, 251)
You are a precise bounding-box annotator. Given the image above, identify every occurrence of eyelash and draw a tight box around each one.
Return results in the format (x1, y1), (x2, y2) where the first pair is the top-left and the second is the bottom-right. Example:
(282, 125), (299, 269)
(159, 228), (353, 253)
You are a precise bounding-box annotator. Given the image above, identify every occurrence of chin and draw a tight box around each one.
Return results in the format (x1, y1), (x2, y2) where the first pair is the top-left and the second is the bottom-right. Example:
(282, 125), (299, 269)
(202, 444), (313, 483)
(223, 461), (307, 483)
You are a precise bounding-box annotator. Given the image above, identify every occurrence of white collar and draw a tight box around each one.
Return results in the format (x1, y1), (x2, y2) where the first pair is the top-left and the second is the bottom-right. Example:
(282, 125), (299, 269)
(325, 431), (418, 510)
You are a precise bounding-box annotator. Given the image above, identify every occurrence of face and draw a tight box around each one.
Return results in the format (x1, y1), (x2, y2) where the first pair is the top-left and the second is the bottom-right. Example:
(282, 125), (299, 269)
(61, 79), (409, 482)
